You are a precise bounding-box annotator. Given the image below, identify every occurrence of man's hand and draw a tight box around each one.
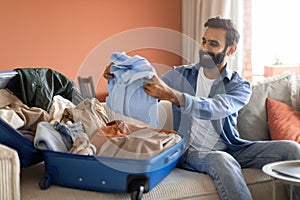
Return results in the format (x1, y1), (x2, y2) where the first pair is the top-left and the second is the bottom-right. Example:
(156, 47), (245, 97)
(143, 76), (185, 106)
(103, 63), (114, 79)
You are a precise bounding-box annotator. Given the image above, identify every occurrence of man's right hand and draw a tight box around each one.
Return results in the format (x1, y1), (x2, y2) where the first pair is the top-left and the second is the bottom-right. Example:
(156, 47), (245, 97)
(143, 76), (185, 107)
(103, 63), (114, 79)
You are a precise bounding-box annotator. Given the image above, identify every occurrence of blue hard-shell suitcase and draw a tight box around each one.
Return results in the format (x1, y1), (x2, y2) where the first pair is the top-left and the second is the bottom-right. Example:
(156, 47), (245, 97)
(0, 117), (43, 167)
(0, 71), (43, 167)
(39, 138), (186, 200)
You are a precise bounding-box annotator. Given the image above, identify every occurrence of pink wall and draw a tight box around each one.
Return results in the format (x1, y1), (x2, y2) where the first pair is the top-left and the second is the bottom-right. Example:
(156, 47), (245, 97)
(0, 0), (182, 100)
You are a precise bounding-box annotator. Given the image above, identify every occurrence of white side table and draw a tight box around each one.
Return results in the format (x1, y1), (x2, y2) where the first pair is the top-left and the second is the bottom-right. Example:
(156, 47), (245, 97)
(262, 160), (300, 200)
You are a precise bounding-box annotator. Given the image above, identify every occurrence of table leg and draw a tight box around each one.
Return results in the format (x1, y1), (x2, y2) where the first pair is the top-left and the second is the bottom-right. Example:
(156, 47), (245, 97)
(273, 179), (276, 200)
(290, 184), (293, 200)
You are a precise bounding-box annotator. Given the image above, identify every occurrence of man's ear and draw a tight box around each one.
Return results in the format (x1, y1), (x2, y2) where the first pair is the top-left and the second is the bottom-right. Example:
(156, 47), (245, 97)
(227, 45), (237, 56)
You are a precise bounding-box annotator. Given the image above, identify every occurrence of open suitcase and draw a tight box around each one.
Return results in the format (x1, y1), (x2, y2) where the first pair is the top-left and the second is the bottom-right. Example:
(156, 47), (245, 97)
(0, 69), (81, 167)
(0, 71), (43, 167)
(39, 138), (186, 200)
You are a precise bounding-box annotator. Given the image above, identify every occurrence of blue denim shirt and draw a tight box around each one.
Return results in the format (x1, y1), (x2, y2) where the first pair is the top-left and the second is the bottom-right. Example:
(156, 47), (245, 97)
(161, 64), (254, 151)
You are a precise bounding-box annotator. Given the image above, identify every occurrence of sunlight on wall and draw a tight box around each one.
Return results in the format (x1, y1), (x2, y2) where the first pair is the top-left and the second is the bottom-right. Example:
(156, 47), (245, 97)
(252, 0), (300, 75)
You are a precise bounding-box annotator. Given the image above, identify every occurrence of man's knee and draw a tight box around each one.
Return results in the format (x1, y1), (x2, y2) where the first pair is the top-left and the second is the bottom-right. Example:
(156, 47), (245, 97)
(277, 140), (300, 160)
(286, 141), (300, 159)
(195, 151), (241, 172)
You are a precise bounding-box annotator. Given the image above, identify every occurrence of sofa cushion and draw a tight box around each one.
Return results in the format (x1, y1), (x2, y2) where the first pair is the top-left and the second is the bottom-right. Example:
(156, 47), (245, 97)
(237, 72), (296, 141)
(20, 162), (288, 200)
(266, 97), (300, 143)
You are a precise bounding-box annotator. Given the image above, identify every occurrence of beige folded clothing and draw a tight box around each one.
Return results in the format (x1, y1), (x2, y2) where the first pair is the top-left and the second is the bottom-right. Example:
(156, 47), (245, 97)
(90, 120), (181, 159)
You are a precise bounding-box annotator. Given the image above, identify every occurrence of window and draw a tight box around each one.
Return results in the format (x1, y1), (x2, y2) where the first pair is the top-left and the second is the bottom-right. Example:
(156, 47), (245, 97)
(252, 0), (300, 76)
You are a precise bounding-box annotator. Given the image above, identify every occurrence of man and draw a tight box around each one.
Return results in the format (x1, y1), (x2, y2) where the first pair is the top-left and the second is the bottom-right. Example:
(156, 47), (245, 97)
(105, 17), (300, 200)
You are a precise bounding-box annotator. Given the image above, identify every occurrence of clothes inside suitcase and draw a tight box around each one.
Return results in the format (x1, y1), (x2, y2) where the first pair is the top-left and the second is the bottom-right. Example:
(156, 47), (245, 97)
(39, 138), (186, 200)
(0, 69), (81, 167)
(0, 70), (43, 167)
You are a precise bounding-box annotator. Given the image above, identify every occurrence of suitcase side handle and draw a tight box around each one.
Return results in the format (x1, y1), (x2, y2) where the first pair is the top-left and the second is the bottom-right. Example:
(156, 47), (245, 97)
(164, 149), (180, 164)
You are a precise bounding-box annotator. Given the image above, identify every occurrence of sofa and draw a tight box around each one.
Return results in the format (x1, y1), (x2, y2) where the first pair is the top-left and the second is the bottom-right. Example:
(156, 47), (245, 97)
(2, 72), (300, 200)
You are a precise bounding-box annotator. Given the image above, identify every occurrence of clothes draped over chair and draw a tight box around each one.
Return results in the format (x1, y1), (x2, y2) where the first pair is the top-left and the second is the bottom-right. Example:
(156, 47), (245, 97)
(106, 52), (158, 127)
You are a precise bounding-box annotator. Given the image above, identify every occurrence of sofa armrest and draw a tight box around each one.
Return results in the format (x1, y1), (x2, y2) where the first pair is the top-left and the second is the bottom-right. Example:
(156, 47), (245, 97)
(0, 144), (20, 200)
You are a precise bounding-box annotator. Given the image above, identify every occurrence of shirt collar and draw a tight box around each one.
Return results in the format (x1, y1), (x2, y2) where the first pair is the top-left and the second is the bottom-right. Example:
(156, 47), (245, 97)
(190, 63), (233, 81)
(219, 64), (233, 81)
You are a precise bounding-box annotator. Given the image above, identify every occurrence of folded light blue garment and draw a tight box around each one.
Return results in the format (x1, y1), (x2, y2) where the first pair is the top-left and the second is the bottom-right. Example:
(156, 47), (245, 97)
(106, 52), (158, 127)
(34, 122), (68, 152)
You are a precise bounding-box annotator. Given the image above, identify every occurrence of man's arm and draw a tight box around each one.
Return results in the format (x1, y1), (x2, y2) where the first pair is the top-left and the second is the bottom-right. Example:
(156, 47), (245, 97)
(104, 62), (185, 106)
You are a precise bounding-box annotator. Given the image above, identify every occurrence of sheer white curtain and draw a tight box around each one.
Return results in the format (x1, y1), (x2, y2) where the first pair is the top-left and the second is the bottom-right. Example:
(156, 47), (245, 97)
(182, 0), (242, 72)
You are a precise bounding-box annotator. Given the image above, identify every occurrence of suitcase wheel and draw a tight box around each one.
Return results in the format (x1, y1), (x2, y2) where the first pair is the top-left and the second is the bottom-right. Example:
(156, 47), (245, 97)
(39, 174), (51, 190)
(130, 185), (144, 200)
(127, 175), (149, 200)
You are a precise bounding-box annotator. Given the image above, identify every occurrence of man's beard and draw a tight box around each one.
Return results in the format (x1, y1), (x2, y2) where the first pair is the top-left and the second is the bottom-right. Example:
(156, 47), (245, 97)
(199, 49), (226, 69)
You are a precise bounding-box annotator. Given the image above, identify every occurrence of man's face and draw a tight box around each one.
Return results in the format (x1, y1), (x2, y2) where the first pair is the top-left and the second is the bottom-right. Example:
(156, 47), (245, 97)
(201, 27), (227, 54)
(199, 27), (229, 68)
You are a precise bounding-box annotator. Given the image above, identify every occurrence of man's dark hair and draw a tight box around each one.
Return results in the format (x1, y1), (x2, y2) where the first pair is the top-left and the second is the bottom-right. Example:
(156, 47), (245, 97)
(204, 16), (240, 46)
